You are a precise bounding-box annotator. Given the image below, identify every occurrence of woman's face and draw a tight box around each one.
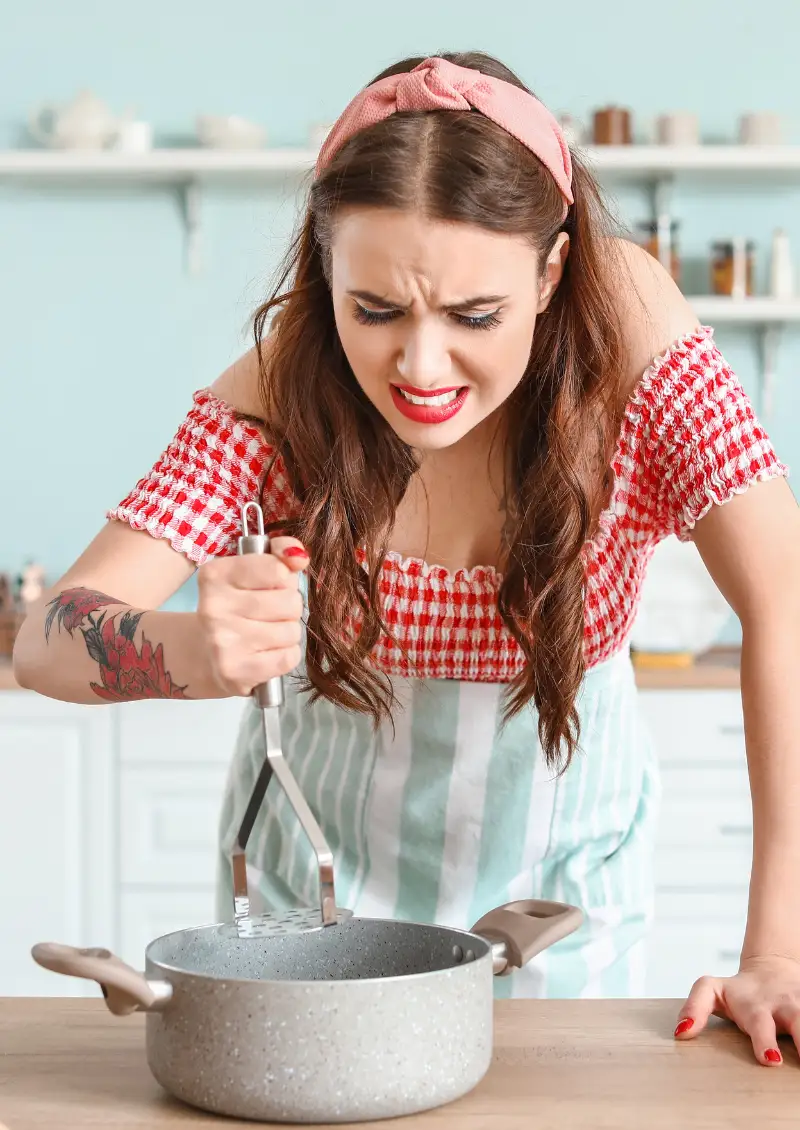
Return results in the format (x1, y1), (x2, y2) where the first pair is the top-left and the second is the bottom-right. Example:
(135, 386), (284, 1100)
(330, 208), (567, 451)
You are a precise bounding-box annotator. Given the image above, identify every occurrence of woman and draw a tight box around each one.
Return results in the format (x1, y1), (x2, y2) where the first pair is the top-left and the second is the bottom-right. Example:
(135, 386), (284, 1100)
(14, 52), (800, 1064)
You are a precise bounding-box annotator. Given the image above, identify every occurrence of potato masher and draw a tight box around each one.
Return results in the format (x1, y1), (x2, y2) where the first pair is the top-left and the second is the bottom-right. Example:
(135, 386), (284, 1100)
(229, 500), (350, 938)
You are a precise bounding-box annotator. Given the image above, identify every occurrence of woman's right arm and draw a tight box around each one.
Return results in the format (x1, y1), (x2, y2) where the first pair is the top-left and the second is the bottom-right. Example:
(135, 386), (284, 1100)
(12, 342), (307, 705)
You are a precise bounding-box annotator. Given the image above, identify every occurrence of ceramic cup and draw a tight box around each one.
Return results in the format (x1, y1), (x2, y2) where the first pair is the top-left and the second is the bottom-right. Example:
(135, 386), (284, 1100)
(112, 120), (153, 152)
(655, 112), (700, 146)
(739, 112), (782, 145)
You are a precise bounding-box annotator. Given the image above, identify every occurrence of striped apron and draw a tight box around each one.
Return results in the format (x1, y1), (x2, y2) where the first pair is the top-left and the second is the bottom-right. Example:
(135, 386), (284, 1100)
(215, 642), (661, 1000)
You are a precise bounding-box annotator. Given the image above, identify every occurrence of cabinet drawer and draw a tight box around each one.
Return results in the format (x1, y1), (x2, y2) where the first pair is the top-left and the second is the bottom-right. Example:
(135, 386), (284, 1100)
(647, 892), (746, 998)
(119, 891), (218, 969)
(120, 766), (228, 885)
(117, 697), (246, 764)
(655, 764), (751, 889)
(639, 690), (744, 764)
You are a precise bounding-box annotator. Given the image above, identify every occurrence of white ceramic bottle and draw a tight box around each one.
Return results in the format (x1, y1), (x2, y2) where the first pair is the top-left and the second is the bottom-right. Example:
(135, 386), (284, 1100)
(769, 228), (794, 299)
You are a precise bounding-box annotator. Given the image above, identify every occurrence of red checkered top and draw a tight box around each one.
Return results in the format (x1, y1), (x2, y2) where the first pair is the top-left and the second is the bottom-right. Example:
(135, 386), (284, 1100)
(109, 327), (788, 681)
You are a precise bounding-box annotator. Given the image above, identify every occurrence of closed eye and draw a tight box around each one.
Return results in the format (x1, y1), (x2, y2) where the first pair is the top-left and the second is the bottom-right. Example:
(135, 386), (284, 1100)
(352, 303), (502, 331)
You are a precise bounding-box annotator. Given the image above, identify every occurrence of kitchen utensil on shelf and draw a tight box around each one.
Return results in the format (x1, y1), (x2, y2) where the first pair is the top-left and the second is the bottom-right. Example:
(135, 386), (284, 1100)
(592, 106), (632, 145)
(711, 238), (756, 298)
(32, 896), (582, 1123)
(196, 114), (266, 149)
(17, 561), (46, 609)
(769, 229), (794, 299)
(633, 219), (681, 283)
(557, 112), (583, 146)
(111, 119), (153, 152)
(231, 501), (347, 939)
(655, 112), (699, 146)
(28, 90), (132, 150)
(739, 112), (783, 145)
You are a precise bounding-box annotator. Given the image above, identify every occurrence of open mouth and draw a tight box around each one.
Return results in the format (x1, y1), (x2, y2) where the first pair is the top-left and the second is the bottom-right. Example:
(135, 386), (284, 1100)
(390, 385), (469, 424)
(394, 387), (462, 407)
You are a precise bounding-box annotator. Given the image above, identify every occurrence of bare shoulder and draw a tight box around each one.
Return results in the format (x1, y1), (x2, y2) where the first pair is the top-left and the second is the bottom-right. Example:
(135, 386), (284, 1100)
(208, 341), (268, 420)
(610, 238), (701, 398)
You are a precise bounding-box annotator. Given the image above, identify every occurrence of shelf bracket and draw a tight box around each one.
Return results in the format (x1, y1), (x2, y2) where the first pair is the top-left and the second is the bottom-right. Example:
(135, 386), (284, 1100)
(650, 175), (675, 275)
(757, 322), (781, 422)
(179, 179), (202, 276)
(651, 174), (674, 221)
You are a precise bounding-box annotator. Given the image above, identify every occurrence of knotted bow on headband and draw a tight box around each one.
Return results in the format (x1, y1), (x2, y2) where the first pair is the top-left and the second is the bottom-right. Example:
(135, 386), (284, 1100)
(315, 57), (573, 216)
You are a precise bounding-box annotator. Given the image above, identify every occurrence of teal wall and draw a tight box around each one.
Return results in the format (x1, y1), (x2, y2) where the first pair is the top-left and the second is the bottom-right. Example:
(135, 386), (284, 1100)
(2, 0), (798, 632)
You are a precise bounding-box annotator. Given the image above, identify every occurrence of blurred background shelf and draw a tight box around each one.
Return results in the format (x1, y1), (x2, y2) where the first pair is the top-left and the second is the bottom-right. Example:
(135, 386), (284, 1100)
(3, 145), (800, 181)
(0, 147), (318, 180)
(584, 145), (800, 175)
(688, 297), (800, 322)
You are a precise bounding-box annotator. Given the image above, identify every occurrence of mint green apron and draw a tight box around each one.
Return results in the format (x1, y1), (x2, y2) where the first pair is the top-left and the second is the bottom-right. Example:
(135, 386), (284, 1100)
(215, 644), (660, 1000)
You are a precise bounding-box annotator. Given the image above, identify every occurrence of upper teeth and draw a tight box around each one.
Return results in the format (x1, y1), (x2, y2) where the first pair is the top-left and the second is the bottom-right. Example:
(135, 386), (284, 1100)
(397, 388), (460, 406)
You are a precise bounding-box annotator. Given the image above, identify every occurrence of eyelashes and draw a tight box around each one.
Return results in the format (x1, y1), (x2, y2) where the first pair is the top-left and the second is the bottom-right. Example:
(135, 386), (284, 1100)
(353, 304), (502, 331)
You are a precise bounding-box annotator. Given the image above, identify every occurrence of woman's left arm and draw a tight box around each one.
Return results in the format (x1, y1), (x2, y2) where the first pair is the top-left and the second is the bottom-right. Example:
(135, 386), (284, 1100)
(677, 477), (800, 1066)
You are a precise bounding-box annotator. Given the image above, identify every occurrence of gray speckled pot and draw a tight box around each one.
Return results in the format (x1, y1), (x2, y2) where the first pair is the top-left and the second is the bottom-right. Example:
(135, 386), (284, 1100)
(32, 898), (581, 1124)
(145, 919), (493, 1123)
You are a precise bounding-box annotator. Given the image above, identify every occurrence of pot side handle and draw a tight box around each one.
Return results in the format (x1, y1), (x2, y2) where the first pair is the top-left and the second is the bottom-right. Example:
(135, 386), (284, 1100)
(31, 943), (171, 1015)
(471, 899), (583, 975)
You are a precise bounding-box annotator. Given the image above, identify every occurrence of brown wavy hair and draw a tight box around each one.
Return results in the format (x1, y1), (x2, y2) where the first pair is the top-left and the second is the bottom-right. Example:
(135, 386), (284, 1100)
(252, 51), (627, 772)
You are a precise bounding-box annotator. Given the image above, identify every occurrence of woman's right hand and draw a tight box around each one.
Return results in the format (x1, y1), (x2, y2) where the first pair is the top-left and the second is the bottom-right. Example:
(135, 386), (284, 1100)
(197, 537), (309, 697)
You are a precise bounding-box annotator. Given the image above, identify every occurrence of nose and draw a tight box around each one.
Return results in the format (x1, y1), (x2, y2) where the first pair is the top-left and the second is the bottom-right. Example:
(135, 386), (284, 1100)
(395, 321), (453, 387)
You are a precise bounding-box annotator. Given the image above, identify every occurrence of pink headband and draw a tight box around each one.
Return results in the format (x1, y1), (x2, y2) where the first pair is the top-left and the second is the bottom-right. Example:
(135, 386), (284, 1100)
(315, 57), (573, 215)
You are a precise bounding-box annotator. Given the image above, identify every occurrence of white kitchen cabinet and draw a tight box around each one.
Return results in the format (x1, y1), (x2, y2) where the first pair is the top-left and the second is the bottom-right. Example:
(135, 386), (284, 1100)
(639, 689), (751, 998)
(0, 683), (753, 1001)
(0, 693), (116, 996)
(119, 765), (230, 886)
(119, 891), (219, 969)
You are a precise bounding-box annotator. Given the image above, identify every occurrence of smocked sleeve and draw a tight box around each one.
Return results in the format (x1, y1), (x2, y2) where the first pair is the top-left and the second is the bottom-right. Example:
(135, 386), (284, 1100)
(107, 389), (299, 564)
(625, 327), (789, 542)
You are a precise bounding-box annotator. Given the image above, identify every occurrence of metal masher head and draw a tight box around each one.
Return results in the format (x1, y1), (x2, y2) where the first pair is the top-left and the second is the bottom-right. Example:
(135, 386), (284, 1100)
(227, 501), (351, 939)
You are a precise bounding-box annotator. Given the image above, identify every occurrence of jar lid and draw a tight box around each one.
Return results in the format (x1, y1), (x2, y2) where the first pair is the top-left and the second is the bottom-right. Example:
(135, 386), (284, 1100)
(711, 239), (757, 251)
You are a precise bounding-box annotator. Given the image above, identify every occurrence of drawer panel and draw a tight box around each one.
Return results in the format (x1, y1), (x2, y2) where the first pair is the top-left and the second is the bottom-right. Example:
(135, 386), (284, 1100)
(120, 766), (228, 885)
(639, 690), (744, 764)
(119, 891), (218, 969)
(647, 892), (747, 998)
(658, 765), (751, 845)
(655, 764), (751, 888)
(117, 697), (247, 764)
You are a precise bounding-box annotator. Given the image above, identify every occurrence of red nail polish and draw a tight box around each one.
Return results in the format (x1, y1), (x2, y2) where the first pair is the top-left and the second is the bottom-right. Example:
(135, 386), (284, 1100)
(765, 1048), (782, 1064)
(283, 547), (309, 559)
(674, 1018), (694, 1037)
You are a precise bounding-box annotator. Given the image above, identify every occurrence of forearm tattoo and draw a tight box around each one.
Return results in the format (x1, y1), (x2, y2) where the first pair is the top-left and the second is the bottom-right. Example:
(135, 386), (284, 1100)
(44, 587), (190, 702)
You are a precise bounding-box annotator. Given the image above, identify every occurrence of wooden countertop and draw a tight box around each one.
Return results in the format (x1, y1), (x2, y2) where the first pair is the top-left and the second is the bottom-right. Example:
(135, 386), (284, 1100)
(0, 998), (796, 1128)
(0, 647), (741, 694)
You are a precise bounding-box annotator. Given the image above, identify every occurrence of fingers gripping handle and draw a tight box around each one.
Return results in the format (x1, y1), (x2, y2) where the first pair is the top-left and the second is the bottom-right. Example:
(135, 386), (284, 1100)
(238, 501), (283, 708)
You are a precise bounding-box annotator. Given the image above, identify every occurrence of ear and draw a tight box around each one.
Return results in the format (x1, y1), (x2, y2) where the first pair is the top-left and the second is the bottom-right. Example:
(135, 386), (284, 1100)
(537, 233), (570, 313)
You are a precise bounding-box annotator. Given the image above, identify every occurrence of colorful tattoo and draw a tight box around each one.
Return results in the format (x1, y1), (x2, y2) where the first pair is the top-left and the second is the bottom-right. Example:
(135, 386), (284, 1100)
(44, 587), (190, 702)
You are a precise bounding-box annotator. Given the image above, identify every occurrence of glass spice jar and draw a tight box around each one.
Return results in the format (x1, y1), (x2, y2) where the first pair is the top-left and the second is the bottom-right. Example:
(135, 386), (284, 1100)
(711, 239), (756, 298)
(634, 220), (681, 284)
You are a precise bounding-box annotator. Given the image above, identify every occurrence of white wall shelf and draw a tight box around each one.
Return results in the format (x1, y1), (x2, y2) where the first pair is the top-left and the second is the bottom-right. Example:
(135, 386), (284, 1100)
(0, 147), (318, 181)
(3, 145), (800, 180)
(688, 297), (800, 323)
(1, 145), (798, 412)
(583, 145), (800, 175)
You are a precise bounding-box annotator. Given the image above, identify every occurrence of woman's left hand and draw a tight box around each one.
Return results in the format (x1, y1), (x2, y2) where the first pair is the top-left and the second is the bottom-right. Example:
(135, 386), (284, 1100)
(675, 955), (800, 1065)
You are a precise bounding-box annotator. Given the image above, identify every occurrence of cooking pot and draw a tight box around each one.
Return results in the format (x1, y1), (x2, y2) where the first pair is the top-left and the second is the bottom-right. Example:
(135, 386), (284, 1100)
(33, 896), (581, 1123)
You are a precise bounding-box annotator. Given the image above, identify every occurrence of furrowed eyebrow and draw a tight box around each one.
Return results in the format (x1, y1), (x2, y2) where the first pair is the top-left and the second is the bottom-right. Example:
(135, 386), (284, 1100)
(347, 289), (508, 312)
